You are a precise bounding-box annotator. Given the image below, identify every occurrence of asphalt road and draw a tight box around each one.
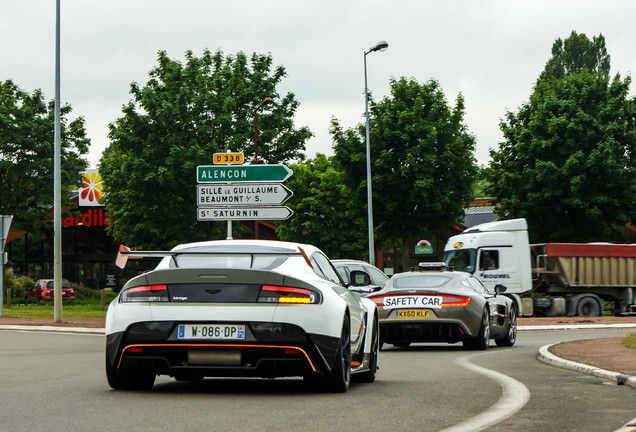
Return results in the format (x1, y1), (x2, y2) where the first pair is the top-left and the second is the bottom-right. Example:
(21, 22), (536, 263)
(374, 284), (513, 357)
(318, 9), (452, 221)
(0, 328), (634, 432)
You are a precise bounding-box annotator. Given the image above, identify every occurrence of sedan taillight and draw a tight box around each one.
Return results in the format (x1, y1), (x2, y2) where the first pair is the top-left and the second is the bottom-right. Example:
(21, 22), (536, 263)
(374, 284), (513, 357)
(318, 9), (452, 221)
(441, 295), (471, 307)
(257, 285), (320, 304)
(121, 284), (169, 302)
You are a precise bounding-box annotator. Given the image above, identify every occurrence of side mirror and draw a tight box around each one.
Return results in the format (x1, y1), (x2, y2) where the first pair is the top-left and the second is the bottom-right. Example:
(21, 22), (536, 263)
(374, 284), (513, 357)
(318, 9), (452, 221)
(494, 284), (507, 295)
(349, 270), (371, 287)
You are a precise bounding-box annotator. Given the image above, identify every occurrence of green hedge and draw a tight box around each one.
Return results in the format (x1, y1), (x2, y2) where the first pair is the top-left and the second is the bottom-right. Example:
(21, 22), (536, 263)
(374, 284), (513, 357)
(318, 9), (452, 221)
(2, 268), (116, 306)
(3, 267), (34, 299)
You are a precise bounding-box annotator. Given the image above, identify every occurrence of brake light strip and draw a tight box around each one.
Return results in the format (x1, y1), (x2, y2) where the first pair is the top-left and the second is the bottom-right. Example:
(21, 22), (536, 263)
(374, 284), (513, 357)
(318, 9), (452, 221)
(369, 294), (471, 307)
(117, 343), (316, 372)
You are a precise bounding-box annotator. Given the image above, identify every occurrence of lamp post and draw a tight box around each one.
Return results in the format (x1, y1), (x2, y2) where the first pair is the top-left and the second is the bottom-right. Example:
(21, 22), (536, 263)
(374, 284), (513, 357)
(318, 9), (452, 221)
(53, 0), (63, 322)
(254, 97), (272, 164)
(254, 97), (272, 239)
(364, 40), (388, 266)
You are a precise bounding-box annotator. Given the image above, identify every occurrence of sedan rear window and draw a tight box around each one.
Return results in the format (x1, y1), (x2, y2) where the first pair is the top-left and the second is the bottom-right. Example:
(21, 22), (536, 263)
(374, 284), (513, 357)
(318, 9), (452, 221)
(393, 275), (451, 289)
(46, 281), (72, 289)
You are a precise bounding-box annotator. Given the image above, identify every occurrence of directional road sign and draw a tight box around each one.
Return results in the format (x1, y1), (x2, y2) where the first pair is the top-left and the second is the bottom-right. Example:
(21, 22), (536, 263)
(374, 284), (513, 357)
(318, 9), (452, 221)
(1, 215), (12, 252)
(197, 183), (293, 206)
(197, 206), (293, 221)
(197, 164), (292, 183)
(213, 152), (244, 165)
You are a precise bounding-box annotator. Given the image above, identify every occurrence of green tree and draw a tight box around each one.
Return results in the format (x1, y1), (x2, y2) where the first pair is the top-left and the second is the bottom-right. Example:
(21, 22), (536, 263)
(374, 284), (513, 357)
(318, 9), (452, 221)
(100, 50), (312, 249)
(0, 80), (89, 233)
(332, 77), (477, 268)
(540, 31), (610, 82)
(276, 154), (366, 258)
(486, 33), (636, 242)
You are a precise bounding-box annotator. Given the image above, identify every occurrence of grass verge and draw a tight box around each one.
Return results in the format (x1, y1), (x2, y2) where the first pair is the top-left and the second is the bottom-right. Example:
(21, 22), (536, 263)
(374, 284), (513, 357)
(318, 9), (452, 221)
(623, 333), (636, 351)
(2, 304), (108, 319)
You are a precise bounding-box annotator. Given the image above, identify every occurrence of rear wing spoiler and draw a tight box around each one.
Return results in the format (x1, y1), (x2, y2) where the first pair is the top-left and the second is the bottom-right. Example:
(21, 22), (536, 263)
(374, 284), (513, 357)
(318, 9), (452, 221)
(115, 245), (174, 269)
(115, 245), (313, 269)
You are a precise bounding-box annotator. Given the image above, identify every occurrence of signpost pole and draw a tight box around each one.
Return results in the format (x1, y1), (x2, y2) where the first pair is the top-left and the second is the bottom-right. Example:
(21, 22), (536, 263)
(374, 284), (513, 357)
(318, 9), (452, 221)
(0, 215), (13, 317)
(226, 221), (233, 240)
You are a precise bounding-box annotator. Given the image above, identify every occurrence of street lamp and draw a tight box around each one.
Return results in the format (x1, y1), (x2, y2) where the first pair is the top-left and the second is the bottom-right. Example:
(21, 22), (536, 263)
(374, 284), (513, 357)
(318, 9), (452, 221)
(53, 0), (63, 322)
(254, 97), (273, 164)
(254, 97), (272, 239)
(364, 40), (388, 266)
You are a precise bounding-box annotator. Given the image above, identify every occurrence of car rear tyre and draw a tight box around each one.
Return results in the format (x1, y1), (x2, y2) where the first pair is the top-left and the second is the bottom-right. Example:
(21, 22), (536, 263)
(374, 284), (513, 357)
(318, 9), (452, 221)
(303, 315), (351, 393)
(393, 342), (411, 348)
(463, 308), (490, 350)
(326, 315), (351, 392)
(495, 307), (517, 347)
(354, 314), (379, 384)
(105, 355), (155, 391)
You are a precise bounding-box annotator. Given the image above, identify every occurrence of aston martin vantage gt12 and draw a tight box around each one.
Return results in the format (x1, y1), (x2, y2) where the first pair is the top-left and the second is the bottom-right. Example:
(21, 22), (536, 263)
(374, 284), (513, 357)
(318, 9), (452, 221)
(106, 240), (379, 392)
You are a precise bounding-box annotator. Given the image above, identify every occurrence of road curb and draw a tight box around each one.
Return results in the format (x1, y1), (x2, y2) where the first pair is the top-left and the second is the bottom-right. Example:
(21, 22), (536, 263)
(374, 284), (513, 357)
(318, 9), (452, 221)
(519, 323), (636, 331)
(0, 325), (104, 335)
(537, 343), (636, 390)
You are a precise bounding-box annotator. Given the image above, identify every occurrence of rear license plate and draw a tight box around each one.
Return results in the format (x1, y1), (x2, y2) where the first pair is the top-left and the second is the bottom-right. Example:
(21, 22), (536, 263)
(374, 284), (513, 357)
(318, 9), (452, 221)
(395, 310), (430, 319)
(178, 324), (246, 340)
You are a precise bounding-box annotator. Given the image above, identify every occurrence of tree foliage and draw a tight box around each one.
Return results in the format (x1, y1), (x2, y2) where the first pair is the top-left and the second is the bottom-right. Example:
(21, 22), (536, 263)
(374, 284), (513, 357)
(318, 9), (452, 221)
(276, 154), (366, 258)
(332, 77), (477, 265)
(0, 80), (89, 233)
(540, 31), (610, 82)
(486, 32), (636, 242)
(100, 50), (312, 249)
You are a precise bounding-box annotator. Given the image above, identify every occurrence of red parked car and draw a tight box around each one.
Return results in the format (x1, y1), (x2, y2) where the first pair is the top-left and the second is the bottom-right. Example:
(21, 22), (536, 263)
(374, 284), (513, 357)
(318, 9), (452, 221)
(26, 279), (75, 301)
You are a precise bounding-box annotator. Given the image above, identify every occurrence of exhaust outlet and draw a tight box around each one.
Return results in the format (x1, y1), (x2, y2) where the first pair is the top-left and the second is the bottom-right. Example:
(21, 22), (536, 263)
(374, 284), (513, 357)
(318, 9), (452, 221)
(187, 349), (241, 366)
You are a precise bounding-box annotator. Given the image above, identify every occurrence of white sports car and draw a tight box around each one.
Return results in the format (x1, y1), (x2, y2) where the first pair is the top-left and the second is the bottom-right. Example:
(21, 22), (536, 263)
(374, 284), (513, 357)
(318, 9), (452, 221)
(106, 240), (379, 392)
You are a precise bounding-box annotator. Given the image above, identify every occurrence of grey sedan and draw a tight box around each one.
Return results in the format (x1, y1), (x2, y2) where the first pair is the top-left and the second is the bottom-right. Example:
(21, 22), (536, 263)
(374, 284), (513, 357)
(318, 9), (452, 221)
(368, 263), (517, 349)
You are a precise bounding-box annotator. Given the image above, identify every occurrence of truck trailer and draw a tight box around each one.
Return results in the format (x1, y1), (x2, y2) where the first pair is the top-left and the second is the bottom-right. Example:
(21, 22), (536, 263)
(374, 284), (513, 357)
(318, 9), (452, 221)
(442, 218), (636, 317)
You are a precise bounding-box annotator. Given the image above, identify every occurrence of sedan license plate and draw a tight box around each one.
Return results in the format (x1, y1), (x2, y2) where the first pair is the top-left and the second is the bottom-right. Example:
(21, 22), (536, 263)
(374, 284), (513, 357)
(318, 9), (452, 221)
(395, 309), (430, 319)
(178, 324), (245, 340)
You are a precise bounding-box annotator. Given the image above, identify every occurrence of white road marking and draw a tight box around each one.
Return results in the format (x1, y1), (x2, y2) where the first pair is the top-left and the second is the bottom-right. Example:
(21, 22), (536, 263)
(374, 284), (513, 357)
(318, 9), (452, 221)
(440, 352), (531, 432)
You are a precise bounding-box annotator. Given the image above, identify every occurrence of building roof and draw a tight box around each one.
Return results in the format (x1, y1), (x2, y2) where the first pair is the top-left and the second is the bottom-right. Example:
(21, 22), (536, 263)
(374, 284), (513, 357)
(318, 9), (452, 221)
(461, 203), (498, 228)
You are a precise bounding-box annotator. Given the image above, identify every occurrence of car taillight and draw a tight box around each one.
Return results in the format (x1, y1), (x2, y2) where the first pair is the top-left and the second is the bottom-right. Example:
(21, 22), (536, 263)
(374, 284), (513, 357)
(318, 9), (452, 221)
(121, 284), (169, 302)
(368, 296), (385, 307)
(257, 285), (320, 304)
(441, 295), (471, 307)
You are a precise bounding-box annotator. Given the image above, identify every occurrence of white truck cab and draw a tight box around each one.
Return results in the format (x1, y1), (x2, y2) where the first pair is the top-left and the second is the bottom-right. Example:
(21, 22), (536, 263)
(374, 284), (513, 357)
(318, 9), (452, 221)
(443, 218), (532, 314)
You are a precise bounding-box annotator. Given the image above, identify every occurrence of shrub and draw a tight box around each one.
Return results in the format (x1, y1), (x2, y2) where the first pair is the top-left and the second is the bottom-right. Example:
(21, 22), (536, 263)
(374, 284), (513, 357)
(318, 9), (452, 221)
(68, 282), (117, 305)
(70, 282), (95, 301)
(3, 267), (34, 299)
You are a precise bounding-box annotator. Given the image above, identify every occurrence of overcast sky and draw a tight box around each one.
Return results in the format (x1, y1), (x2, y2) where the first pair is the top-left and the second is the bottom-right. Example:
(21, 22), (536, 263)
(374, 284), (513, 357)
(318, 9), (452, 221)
(3, 1), (636, 168)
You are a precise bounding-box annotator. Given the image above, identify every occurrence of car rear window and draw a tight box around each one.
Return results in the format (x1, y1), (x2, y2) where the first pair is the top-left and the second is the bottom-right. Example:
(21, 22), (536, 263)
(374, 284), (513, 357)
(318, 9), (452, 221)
(46, 281), (72, 288)
(168, 254), (290, 270)
(392, 275), (451, 289)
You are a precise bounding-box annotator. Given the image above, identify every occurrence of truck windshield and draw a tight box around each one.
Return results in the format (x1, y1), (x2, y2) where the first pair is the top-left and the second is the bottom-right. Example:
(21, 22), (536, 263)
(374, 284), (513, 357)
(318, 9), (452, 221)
(443, 249), (476, 273)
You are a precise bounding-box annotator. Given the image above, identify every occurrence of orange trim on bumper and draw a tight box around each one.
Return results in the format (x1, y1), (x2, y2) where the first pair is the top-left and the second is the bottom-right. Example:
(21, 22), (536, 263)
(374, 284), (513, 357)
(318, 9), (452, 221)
(117, 343), (317, 372)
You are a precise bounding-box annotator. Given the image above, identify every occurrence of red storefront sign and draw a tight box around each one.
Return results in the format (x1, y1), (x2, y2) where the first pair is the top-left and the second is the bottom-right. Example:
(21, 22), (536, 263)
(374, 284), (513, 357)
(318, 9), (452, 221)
(62, 209), (110, 227)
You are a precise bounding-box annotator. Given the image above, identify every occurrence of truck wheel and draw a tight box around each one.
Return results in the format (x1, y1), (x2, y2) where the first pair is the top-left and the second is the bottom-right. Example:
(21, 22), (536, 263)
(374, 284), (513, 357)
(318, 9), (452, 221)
(576, 297), (601, 317)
